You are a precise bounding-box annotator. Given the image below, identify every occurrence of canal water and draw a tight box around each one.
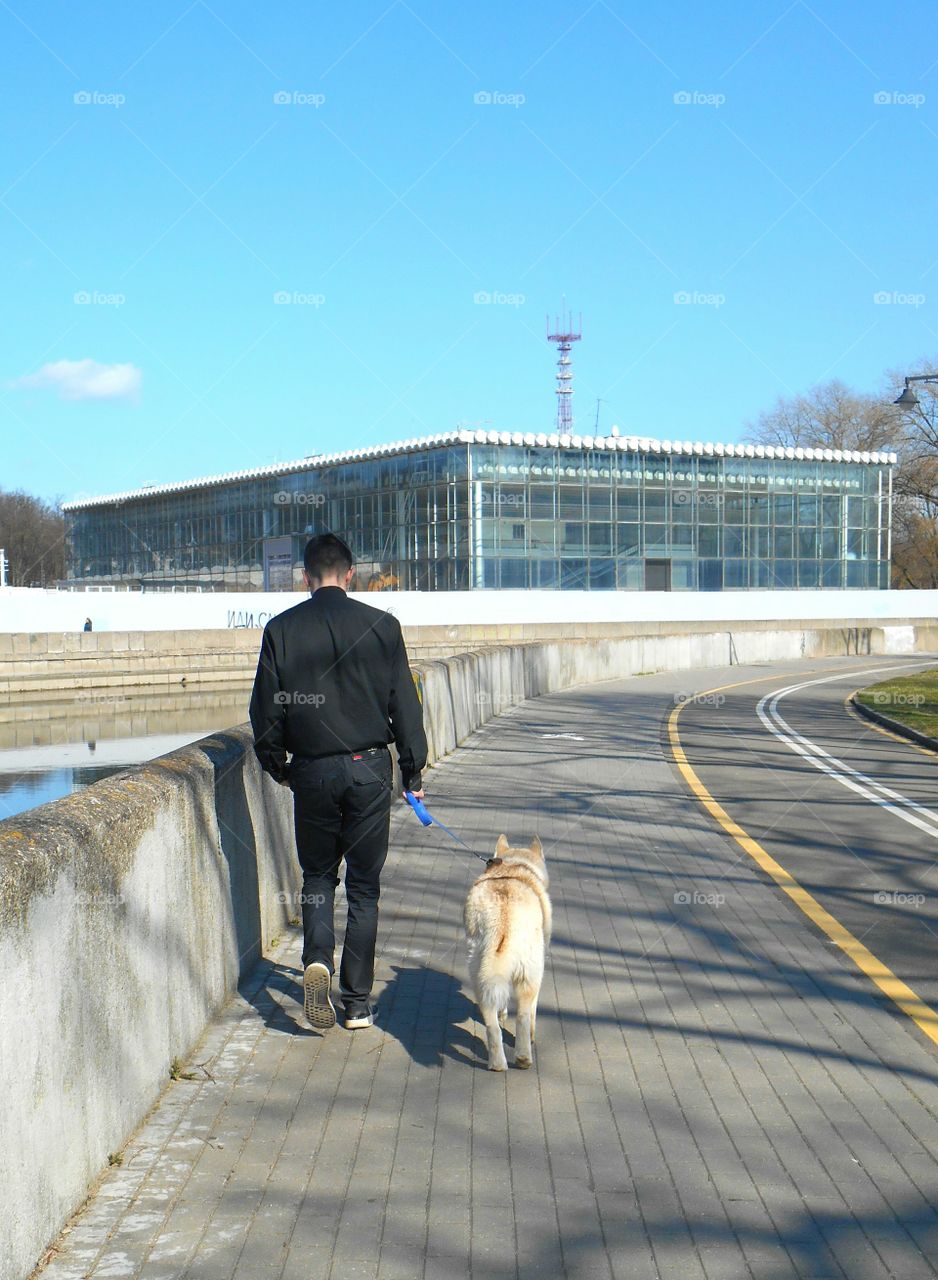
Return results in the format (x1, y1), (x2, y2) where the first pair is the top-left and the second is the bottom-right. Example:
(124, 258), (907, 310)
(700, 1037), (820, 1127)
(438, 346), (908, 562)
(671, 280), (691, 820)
(0, 684), (255, 822)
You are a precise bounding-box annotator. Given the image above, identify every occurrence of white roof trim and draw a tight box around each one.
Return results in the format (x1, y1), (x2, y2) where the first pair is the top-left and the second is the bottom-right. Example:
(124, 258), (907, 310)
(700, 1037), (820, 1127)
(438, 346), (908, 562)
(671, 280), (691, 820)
(61, 427), (900, 511)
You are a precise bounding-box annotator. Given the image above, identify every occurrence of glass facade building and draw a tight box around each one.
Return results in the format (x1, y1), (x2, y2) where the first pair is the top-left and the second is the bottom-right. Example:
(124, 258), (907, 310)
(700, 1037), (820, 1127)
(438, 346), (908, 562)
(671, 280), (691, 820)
(63, 430), (895, 592)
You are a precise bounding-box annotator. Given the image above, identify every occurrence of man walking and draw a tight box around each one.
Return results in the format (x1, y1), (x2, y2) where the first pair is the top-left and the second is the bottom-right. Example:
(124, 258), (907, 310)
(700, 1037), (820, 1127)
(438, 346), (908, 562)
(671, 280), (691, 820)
(250, 533), (428, 1031)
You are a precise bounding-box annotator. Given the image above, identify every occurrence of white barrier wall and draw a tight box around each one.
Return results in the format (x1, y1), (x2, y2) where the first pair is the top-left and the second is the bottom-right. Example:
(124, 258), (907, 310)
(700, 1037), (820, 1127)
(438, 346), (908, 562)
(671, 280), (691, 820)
(1, 586), (937, 633)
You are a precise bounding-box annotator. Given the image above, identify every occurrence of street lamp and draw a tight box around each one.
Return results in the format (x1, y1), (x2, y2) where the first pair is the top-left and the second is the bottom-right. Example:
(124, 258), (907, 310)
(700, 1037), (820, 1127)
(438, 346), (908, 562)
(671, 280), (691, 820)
(893, 373), (938, 407)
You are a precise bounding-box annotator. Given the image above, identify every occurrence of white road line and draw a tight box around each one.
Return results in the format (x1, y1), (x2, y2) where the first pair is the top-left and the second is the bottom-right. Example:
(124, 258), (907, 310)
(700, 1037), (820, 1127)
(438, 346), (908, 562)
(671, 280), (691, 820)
(755, 662), (938, 841)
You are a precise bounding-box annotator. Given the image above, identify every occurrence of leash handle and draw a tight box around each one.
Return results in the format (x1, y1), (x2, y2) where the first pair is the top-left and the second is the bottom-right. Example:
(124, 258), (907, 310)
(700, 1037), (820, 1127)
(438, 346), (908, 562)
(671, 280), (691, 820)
(404, 791), (433, 826)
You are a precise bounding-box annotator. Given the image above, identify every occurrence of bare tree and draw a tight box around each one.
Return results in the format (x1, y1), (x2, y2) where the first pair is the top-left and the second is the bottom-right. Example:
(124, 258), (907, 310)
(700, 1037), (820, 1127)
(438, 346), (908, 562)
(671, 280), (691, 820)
(892, 500), (938, 588)
(743, 378), (903, 453)
(744, 374), (938, 589)
(883, 362), (938, 499)
(884, 362), (938, 587)
(0, 490), (66, 586)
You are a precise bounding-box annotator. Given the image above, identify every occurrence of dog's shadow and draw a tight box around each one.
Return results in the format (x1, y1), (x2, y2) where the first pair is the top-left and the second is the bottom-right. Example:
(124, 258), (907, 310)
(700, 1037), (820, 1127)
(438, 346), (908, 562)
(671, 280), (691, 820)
(375, 964), (508, 1070)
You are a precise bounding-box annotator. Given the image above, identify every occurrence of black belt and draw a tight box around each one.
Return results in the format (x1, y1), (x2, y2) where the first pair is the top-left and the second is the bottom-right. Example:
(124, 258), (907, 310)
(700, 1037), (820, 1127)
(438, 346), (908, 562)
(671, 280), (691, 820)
(293, 745), (387, 763)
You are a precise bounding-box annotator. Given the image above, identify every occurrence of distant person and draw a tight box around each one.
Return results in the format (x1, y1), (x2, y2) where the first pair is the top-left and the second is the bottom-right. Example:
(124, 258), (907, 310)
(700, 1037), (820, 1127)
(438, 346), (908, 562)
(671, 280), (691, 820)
(83, 617), (93, 632)
(249, 533), (427, 1032)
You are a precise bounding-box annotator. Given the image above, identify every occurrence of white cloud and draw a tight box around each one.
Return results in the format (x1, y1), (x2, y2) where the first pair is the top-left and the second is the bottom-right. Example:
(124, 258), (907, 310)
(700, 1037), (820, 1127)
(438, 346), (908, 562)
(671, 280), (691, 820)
(14, 358), (142, 402)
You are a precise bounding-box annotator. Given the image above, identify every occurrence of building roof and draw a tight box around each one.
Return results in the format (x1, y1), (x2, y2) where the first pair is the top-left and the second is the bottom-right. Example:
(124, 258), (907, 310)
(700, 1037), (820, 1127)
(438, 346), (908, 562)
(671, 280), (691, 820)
(61, 427), (898, 511)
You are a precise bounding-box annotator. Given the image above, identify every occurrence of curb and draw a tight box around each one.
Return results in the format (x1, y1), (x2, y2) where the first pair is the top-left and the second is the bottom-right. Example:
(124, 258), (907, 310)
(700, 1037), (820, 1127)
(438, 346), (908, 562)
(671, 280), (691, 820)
(850, 694), (938, 754)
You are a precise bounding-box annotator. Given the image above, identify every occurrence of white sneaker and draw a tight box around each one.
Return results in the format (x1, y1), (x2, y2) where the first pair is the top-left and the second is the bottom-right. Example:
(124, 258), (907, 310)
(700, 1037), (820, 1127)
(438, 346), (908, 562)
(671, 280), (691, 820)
(303, 962), (336, 1030)
(344, 1003), (375, 1029)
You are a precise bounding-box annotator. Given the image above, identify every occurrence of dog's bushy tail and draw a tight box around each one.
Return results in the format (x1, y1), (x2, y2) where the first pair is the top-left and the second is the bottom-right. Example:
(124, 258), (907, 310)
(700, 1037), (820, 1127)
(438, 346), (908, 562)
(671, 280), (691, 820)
(467, 938), (512, 1011)
(476, 971), (512, 1012)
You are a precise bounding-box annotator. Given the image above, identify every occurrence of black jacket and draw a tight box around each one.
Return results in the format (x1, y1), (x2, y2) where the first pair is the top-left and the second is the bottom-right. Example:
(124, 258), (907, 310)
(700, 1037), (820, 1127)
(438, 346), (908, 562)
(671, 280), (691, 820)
(249, 587), (428, 791)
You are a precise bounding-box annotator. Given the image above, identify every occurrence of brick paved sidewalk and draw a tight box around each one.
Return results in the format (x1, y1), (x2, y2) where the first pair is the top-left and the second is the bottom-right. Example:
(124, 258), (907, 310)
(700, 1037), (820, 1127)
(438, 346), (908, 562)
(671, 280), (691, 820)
(37, 665), (938, 1280)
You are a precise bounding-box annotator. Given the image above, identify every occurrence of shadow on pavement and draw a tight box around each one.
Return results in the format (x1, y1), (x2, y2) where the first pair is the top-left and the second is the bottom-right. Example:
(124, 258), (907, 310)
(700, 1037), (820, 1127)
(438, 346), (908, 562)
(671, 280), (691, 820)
(377, 963), (492, 1069)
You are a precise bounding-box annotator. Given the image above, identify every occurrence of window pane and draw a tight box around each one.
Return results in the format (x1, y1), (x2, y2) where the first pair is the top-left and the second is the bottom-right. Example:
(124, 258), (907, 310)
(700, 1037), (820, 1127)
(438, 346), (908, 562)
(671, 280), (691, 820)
(699, 525), (720, 556)
(821, 528), (841, 559)
(617, 523), (641, 555)
(774, 495), (794, 524)
(798, 529), (818, 558)
(617, 558), (644, 589)
(561, 559), (588, 589)
(724, 526), (745, 557)
(772, 559), (795, 586)
(822, 496), (841, 526)
(589, 559), (616, 589)
(724, 559), (748, 588)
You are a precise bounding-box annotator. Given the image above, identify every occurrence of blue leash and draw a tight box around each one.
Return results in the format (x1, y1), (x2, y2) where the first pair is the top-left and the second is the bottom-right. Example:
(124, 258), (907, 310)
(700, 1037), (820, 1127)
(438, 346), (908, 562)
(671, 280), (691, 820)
(404, 792), (489, 862)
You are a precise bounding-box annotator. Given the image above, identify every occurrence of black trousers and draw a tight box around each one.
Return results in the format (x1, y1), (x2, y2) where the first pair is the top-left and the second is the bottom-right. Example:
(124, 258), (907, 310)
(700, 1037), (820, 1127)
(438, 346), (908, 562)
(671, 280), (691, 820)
(290, 746), (393, 1005)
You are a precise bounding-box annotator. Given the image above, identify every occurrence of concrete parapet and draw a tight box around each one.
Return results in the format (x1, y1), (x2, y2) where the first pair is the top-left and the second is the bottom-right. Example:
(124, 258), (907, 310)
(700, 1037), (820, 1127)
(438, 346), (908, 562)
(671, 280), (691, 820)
(0, 732), (298, 1280)
(2, 621), (938, 1279)
(1, 618), (936, 697)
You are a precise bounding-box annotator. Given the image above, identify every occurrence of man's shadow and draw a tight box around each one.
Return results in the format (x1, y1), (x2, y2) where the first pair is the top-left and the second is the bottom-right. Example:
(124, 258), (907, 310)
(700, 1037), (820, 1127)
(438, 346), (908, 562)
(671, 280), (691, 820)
(248, 960), (499, 1069)
(375, 964), (500, 1070)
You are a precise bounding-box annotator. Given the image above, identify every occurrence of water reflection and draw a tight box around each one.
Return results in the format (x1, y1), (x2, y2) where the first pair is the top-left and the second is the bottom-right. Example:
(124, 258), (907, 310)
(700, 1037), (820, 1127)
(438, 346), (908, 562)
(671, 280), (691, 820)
(0, 683), (254, 822)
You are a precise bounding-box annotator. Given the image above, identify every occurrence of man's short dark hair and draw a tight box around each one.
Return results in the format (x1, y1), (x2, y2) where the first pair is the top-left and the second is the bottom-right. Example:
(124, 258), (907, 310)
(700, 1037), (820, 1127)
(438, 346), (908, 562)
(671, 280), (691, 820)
(303, 533), (354, 582)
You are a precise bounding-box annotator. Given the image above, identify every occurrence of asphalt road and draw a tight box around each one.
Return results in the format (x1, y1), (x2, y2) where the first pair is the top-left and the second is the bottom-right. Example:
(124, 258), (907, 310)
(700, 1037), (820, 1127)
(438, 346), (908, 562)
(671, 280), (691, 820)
(672, 652), (938, 1022)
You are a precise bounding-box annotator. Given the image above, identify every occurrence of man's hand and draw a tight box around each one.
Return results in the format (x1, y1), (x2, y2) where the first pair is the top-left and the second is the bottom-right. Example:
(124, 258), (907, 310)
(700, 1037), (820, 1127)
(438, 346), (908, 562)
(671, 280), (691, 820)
(403, 788), (425, 800)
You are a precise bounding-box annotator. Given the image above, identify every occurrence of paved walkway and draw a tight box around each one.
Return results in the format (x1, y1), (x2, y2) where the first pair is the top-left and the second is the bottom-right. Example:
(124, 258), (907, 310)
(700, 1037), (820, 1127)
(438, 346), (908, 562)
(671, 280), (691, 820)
(39, 662), (938, 1280)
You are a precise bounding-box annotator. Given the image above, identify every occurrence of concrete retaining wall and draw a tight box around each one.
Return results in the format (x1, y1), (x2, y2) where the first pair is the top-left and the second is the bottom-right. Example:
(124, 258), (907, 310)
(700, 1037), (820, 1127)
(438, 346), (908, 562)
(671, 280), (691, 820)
(3, 624), (938, 1280)
(3, 618), (937, 698)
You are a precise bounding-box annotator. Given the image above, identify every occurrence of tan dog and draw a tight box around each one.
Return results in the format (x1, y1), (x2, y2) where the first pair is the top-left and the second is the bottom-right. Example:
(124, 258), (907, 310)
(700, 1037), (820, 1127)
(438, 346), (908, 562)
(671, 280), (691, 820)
(464, 834), (552, 1071)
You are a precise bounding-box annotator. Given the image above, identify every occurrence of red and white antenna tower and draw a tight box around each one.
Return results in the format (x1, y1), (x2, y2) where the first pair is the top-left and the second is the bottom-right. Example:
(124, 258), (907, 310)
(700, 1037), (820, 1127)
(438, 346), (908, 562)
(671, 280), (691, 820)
(546, 303), (582, 431)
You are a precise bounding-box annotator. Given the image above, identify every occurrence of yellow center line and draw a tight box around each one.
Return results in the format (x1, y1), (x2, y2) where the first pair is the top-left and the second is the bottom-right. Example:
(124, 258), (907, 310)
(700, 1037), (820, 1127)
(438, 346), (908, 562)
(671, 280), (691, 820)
(668, 671), (938, 1050)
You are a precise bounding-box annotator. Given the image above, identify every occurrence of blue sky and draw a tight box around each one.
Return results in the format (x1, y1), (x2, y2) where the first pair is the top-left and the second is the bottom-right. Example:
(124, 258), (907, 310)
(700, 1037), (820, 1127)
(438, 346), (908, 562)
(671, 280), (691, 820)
(2, 0), (937, 504)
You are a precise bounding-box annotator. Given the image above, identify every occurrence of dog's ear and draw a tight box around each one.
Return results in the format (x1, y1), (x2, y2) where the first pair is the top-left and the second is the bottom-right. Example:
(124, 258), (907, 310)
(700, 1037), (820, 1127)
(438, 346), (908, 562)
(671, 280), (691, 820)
(530, 835), (543, 856)
(495, 833), (509, 856)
